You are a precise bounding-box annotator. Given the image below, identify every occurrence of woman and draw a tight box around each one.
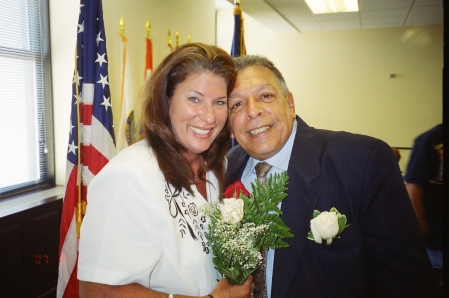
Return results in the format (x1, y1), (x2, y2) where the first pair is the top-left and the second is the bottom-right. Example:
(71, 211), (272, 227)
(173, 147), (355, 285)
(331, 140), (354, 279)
(78, 43), (252, 298)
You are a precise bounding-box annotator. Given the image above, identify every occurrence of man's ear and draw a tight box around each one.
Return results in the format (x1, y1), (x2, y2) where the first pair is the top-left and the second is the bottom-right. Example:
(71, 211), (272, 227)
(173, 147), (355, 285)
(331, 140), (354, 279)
(288, 92), (295, 116)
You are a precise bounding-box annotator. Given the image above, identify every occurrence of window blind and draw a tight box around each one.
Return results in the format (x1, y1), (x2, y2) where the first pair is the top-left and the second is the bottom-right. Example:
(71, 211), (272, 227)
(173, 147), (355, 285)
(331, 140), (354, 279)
(0, 0), (54, 196)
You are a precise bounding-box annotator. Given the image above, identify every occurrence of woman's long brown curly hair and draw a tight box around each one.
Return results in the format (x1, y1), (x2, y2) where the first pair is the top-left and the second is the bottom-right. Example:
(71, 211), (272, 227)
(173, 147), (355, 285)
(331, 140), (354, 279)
(141, 43), (236, 196)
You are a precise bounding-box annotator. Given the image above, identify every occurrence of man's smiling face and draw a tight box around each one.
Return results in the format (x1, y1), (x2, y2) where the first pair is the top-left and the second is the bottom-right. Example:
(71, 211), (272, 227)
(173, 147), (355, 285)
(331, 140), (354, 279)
(228, 65), (296, 160)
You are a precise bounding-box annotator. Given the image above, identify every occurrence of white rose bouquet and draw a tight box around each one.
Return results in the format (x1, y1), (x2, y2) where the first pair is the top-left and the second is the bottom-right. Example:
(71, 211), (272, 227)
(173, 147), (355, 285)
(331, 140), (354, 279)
(201, 172), (293, 285)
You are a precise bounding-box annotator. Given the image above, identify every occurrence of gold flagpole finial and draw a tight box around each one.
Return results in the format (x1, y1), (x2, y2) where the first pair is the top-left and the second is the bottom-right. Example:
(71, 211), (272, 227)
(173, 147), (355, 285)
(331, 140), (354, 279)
(235, 0), (240, 5)
(119, 15), (125, 36)
(176, 31), (179, 48)
(168, 29), (172, 45)
(187, 34), (191, 44)
(146, 19), (151, 39)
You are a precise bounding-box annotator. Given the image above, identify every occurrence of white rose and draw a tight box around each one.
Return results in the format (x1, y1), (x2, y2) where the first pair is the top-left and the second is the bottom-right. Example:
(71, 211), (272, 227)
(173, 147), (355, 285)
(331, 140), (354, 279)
(310, 211), (339, 245)
(220, 198), (244, 225)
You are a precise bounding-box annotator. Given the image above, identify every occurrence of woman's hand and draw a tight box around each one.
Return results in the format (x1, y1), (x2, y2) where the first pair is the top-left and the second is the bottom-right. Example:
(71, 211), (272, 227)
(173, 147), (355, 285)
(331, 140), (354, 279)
(209, 275), (253, 298)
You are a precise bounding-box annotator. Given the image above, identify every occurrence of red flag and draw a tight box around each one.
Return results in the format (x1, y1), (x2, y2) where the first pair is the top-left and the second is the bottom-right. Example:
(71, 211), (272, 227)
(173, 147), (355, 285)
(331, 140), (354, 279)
(57, 0), (116, 297)
(145, 37), (153, 80)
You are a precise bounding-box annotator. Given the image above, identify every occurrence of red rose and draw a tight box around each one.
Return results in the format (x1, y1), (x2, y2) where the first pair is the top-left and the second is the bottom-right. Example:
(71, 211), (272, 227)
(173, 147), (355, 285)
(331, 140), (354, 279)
(224, 180), (250, 199)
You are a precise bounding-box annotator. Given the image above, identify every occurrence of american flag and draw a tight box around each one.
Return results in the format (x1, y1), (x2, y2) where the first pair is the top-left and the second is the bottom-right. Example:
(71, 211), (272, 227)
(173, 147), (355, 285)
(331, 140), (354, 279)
(57, 0), (115, 297)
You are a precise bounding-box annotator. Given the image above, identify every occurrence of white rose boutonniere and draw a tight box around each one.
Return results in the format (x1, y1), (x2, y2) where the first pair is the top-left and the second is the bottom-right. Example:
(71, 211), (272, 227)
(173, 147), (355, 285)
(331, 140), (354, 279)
(219, 198), (244, 225)
(308, 207), (349, 245)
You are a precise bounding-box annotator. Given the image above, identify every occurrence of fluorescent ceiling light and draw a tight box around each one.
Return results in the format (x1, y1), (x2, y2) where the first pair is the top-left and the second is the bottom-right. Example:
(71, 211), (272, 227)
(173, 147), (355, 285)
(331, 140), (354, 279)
(305, 0), (359, 14)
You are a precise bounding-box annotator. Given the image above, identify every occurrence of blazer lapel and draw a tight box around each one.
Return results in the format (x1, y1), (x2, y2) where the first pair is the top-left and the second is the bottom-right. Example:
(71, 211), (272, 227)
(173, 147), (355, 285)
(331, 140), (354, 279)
(271, 117), (321, 298)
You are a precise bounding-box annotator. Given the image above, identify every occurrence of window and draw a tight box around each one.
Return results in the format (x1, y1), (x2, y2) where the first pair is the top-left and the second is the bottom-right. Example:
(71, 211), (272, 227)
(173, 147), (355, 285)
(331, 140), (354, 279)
(0, 0), (54, 197)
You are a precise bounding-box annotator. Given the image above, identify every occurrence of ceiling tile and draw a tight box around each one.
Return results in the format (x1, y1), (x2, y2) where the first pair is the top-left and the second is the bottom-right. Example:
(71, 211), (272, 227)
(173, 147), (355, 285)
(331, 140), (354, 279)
(284, 14), (317, 23)
(320, 19), (362, 30)
(406, 4), (443, 26)
(409, 4), (444, 16)
(414, 0), (442, 6)
(361, 7), (410, 18)
(294, 22), (323, 32)
(278, 6), (313, 17)
(359, 0), (415, 10)
(314, 12), (359, 21)
(362, 16), (406, 28)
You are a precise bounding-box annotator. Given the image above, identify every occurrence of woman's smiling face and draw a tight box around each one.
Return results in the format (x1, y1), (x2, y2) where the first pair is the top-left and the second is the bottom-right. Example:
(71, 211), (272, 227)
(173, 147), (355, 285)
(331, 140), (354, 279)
(169, 71), (228, 158)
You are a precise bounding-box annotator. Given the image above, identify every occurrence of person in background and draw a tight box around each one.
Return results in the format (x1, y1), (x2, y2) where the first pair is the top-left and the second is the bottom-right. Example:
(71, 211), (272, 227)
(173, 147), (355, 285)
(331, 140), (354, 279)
(404, 124), (443, 295)
(226, 54), (437, 297)
(78, 43), (252, 298)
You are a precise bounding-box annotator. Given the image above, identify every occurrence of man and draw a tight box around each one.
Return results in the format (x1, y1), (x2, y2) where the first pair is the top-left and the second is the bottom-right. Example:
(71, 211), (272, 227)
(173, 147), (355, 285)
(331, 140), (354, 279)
(226, 55), (436, 297)
(404, 124), (443, 293)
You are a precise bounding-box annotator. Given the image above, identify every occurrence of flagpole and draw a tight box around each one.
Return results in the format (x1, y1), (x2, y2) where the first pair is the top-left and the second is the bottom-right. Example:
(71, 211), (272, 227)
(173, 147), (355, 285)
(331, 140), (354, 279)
(119, 15), (125, 36)
(74, 44), (84, 239)
(167, 29), (173, 53)
(119, 15), (127, 112)
(146, 18), (151, 39)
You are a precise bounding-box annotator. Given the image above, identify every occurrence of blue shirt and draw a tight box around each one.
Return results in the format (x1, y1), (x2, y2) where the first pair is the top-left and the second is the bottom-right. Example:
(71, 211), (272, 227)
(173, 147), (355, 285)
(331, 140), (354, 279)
(240, 120), (297, 298)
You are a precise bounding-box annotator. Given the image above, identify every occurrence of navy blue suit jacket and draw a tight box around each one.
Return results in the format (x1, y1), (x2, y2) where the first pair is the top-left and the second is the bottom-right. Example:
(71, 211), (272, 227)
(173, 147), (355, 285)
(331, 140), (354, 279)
(227, 116), (436, 298)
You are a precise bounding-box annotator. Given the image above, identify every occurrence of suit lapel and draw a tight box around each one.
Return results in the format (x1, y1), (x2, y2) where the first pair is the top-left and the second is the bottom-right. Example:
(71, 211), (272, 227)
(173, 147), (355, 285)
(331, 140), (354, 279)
(271, 117), (321, 298)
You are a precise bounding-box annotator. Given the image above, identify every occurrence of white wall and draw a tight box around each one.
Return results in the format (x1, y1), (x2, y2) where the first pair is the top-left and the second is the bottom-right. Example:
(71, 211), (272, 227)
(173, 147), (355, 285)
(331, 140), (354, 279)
(50, 0), (216, 185)
(217, 9), (443, 149)
(49, 0), (80, 186)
